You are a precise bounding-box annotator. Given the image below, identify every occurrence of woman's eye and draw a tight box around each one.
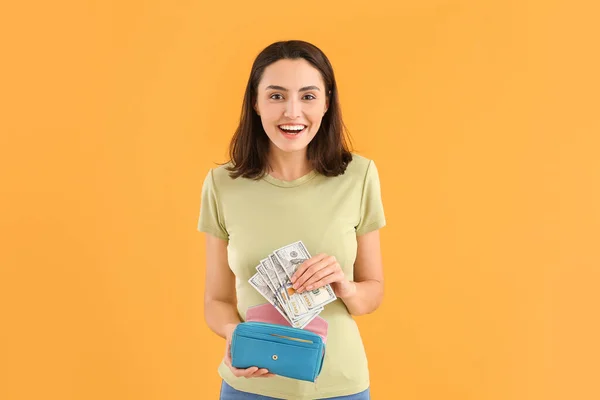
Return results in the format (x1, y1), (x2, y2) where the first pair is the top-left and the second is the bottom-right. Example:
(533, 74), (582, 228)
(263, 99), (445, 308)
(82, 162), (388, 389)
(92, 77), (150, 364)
(269, 94), (316, 100)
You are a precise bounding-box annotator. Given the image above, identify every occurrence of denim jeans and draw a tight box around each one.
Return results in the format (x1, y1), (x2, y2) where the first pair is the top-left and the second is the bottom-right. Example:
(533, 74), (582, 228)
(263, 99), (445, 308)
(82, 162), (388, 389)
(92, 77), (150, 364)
(219, 380), (370, 400)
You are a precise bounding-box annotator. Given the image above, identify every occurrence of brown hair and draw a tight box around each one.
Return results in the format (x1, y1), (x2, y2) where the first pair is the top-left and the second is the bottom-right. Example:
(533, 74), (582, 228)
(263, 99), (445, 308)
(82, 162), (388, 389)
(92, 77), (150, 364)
(225, 40), (353, 179)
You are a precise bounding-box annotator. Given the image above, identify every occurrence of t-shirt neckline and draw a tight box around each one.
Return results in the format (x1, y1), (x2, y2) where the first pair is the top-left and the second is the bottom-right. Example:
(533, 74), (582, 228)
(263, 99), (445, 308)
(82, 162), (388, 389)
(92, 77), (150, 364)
(262, 169), (318, 188)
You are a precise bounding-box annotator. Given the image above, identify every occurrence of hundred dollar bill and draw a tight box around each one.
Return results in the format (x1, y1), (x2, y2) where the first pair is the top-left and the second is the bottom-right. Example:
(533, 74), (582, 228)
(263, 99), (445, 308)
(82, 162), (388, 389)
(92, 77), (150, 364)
(248, 270), (277, 304)
(272, 241), (310, 280)
(268, 253), (294, 297)
(257, 261), (280, 293)
(299, 285), (337, 310)
(265, 256), (311, 319)
(268, 253), (309, 313)
(264, 256), (287, 289)
(258, 261), (308, 321)
(247, 241), (339, 329)
(287, 304), (323, 328)
(256, 263), (291, 316)
(248, 271), (293, 324)
(279, 282), (310, 318)
(292, 309), (320, 328)
(273, 241), (338, 310)
(294, 309), (321, 329)
(248, 271), (320, 329)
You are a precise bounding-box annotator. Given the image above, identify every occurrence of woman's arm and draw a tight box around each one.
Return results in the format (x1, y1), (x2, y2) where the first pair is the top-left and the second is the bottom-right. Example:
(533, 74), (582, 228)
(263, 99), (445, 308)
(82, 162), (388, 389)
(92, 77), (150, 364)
(339, 229), (384, 316)
(203, 233), (241, 339)
(203, 234), (275, 378)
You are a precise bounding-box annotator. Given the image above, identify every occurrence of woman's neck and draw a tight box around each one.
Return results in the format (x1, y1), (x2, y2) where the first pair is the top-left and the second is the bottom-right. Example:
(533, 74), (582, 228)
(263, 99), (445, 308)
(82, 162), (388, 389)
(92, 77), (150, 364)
(267, 148), (312, 181)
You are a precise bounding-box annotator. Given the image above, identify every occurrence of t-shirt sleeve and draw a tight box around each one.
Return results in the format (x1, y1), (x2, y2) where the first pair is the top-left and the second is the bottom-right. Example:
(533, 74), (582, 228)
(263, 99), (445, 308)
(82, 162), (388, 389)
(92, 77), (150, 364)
(355, 160), (386, 236)
(197, 169), (229, 240)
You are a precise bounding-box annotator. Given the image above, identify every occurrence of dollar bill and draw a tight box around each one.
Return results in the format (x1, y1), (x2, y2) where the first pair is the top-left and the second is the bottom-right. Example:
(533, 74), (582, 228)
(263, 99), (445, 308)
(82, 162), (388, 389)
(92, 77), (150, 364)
(264, 256), (287, 289)
(294, 308), (322, 329)
(273, 241), (338, 310)
(248, 271), (293, 324)
(249, 270), (321, 329)
(272, 241), (311, 280)
(298, 284), (337, 310)
(265, 256), (311, 318)
(266, 254), (294, 307)
(248, 268), (277, 304)
(247, 241), (338, 329)
(256, 263), (291, 316)
(256, 261), (279, 294)
(292, 309), (321, 328)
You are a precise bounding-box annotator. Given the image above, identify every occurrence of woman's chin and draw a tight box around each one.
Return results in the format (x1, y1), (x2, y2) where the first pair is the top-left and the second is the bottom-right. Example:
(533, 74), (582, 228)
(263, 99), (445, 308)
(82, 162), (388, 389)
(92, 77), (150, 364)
(270, 141), (309, 153)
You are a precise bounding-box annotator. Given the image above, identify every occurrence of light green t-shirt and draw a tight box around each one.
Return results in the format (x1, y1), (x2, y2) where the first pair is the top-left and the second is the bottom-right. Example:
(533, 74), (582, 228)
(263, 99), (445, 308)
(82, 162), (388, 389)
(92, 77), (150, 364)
(197, 153), (386, 400)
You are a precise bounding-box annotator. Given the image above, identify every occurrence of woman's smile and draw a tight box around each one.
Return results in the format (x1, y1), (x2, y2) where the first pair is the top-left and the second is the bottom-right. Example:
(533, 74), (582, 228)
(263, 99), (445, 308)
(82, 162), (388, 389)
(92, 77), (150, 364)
(278, 124), (307, 139)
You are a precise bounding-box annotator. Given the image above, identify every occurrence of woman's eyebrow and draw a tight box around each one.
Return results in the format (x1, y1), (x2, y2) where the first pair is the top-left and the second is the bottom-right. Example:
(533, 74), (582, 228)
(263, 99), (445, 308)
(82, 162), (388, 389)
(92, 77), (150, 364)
(265, 85), (321, 92)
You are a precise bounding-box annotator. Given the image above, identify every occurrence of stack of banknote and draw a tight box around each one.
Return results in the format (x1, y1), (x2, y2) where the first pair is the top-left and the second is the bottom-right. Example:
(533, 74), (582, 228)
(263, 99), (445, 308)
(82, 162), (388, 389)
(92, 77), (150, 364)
(248, 241), (338, 329)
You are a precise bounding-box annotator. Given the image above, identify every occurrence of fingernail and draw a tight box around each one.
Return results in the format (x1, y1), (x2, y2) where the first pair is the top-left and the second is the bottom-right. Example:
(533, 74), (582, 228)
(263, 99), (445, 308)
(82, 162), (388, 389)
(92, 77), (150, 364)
(306, 285), (313, 290)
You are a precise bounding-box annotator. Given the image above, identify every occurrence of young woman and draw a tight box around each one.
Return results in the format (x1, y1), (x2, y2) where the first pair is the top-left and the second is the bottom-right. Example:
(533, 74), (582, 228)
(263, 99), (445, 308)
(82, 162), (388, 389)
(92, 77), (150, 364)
(198, 40), (386, 400)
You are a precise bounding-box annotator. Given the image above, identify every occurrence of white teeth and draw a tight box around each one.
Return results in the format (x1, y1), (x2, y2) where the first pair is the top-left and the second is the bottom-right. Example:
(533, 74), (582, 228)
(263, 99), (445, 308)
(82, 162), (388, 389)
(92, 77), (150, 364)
(279, 124), (306, 131)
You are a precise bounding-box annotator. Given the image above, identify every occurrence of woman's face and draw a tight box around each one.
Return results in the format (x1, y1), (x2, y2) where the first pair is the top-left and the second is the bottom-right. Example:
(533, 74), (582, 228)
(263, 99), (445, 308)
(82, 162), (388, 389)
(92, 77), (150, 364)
(254, 58), (329, 155)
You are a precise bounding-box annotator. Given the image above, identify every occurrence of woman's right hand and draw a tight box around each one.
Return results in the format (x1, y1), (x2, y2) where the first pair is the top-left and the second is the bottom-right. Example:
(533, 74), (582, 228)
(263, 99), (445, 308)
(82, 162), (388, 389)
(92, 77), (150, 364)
(223, 323), (275, 378)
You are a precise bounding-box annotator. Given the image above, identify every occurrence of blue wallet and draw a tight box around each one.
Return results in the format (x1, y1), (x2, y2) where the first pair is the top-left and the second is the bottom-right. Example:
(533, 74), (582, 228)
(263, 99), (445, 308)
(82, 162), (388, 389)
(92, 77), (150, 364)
(230, 321), (326, 382)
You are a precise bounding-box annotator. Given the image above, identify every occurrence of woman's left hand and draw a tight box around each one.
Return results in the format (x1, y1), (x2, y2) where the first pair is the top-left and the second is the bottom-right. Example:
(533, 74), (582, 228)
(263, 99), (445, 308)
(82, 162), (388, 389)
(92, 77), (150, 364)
(290, 254), (357, 299)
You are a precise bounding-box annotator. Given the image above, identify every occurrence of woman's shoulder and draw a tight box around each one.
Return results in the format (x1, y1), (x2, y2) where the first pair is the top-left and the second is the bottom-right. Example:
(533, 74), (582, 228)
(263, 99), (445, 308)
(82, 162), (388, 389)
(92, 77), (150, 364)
(347, 152), (372, 168)
(343, 152), (376, 177)
(202, 161), (235, 187)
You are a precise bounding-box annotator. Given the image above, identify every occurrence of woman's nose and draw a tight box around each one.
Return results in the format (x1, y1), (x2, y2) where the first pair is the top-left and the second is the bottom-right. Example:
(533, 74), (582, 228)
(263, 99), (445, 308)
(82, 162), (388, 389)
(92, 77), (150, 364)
(284, 98), (301, 118)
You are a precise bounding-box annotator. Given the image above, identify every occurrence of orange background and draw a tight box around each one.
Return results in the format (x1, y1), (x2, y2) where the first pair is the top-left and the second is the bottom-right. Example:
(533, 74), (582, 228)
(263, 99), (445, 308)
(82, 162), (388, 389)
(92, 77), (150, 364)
(1, 1), (599, 399)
